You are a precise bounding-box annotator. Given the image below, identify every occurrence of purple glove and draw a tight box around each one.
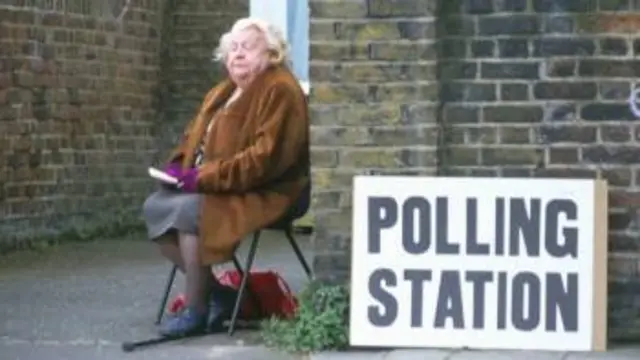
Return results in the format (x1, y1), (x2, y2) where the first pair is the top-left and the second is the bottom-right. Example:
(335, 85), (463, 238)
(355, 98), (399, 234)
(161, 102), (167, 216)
(164, 162), (183, 178)
(178, 168), (199, 192)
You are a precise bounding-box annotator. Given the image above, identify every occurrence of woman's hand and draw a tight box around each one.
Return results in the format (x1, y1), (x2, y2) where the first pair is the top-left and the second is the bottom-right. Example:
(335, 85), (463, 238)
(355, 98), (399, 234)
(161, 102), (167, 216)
(164, 162), (183, 178)
(177, 168), (200, 193)
(157, 162), (184, 191)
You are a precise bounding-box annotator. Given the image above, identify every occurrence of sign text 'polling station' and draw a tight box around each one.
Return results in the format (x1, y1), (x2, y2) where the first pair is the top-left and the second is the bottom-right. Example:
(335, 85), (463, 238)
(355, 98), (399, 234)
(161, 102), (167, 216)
(349, 177), (607, 352)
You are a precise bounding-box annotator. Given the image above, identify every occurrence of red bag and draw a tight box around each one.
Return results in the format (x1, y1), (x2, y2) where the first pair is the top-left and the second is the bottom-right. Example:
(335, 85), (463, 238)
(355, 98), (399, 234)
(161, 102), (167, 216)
(168, 294), (186, 314)
(216, 270), (298, 320)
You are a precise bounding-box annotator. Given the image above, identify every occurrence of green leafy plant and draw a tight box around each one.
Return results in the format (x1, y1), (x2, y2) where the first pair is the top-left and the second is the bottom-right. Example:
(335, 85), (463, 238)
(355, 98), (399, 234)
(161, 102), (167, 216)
(260, 282), (350, 354)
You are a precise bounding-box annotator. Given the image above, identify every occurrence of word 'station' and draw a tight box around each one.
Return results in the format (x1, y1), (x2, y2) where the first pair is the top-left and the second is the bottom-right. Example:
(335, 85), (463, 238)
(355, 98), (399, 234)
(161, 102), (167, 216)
(349, 177), (608, 352)
(367, 197), (578, 332)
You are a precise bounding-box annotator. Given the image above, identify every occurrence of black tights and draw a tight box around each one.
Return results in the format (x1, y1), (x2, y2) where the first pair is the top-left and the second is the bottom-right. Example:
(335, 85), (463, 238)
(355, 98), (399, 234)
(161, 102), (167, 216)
(156, 232), (214, 314)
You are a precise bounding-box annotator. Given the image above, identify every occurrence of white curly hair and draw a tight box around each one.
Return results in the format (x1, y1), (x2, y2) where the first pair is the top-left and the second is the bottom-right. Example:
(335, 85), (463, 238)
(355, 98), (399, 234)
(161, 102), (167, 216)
(213, 17), (290, 66)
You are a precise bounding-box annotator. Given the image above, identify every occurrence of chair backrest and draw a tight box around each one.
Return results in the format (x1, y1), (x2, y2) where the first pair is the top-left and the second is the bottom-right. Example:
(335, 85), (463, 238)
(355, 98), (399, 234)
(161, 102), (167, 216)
(267, 182), (310, 229)
(289, 181), (310, 221)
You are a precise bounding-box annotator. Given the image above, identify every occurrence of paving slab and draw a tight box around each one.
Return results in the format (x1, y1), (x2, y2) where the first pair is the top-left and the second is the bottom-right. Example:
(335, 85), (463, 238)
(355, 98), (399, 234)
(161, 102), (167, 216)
(0, 341), (294, 360)
(564, 347), (640, 360)
(384, 348), (454, 360)
(0, 231), (311, 360)
(448, 350), (566, 360)
(310, 350), (388, 360)
(310, 346), (640, 360)
(2, 233), (639, 360)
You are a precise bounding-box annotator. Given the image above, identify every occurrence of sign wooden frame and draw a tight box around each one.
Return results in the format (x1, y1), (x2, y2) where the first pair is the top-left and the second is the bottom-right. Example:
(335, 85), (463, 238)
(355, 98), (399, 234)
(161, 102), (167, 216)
(349, 176), (609, 352)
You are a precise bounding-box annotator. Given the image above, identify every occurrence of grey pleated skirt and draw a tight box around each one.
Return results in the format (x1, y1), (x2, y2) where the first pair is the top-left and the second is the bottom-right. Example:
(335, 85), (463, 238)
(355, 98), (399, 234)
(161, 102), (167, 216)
(142, 188), (203, 240)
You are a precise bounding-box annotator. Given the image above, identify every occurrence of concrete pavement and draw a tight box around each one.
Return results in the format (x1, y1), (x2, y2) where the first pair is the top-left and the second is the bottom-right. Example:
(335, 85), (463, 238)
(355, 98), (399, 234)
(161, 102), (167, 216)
(1, 233), (638, 360)
(0, 232), (305, 360)
(311, 347), (640, 360)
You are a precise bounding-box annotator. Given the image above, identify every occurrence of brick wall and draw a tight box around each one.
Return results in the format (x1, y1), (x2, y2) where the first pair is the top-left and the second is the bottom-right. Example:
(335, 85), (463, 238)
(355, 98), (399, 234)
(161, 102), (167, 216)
(437, 0), (640, 339)
(309, 0), (439, 282)
(0, 0), (248, 250)
(155, 0), (248, 157)
(0, 1), (163, 248)
(309, 0), (640, 338)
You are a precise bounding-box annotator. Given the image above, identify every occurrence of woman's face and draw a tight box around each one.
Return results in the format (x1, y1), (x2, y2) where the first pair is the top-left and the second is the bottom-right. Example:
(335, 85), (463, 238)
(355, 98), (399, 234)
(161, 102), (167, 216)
(225, 27), (270, 86)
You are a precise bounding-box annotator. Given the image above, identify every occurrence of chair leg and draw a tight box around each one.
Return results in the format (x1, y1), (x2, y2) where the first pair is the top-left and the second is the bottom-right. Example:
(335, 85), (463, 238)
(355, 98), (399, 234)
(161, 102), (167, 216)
(232, 256), (243, 275)
(155, 264), (178, 325)
(284, 226), (313, 278)
(228, 231), (261, 336)
(231, 253), (263, 319)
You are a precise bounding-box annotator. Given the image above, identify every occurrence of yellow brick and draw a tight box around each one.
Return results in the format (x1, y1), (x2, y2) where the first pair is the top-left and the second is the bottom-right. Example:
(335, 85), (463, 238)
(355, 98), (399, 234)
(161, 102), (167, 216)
(340, 148), (400, 167)
(293, 212), (315, 227)
(311, 148), (339, 168)
(312, 168), (333, 189)
(339, 22), (401, 41)
(310, 42), (369, 60)
(336, 104), (403, 125)
(447, 146), (480, 166)
(310, 0), (367, 18)
(373, 83), (428, 102)
(311, 126), (372, 146)
(311, 83), (369, 104)
(339, 127), (374, 146)
(370, 41), (436, 61)
(312, 168), (359, 190)
(482, 147), (541, 166)
(338, 63), (403, 82)
(316, 207), (353, 232)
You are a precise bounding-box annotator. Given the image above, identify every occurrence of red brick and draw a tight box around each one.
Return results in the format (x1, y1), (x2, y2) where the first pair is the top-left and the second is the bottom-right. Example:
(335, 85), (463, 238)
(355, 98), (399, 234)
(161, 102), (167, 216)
(0, 74), (11, 89)
(547, 148), (579, 164)
(609, 190), (640, 207)
(602, 168), (633, 187)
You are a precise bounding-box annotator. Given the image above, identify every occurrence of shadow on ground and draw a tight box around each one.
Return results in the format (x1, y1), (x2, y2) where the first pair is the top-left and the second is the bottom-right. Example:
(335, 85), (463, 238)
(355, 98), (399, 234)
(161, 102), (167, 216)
(0, 231), (310, 360)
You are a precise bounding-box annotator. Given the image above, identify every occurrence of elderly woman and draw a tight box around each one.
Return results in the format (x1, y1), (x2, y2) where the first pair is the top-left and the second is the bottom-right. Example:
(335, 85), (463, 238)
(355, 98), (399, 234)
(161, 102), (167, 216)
(142, 17), (309, 337)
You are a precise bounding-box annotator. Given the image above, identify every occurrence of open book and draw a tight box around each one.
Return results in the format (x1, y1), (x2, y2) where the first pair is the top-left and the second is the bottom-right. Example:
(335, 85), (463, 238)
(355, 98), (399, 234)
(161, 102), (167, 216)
(148, 167), (179, 185)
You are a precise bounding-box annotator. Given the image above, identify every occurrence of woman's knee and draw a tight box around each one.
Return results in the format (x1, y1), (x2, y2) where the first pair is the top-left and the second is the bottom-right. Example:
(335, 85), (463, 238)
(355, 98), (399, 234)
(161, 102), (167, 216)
(142, 192), (160, 218)
(156, 229), (178, 244)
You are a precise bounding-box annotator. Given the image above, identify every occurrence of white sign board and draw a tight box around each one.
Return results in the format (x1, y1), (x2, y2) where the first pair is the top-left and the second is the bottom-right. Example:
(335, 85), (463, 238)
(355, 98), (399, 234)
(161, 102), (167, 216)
(350, 176), (608, 352)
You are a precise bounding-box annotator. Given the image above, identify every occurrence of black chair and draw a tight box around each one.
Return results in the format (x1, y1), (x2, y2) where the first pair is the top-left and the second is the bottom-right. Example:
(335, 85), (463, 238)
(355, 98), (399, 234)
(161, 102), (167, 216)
(154, 183), (313, 336)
